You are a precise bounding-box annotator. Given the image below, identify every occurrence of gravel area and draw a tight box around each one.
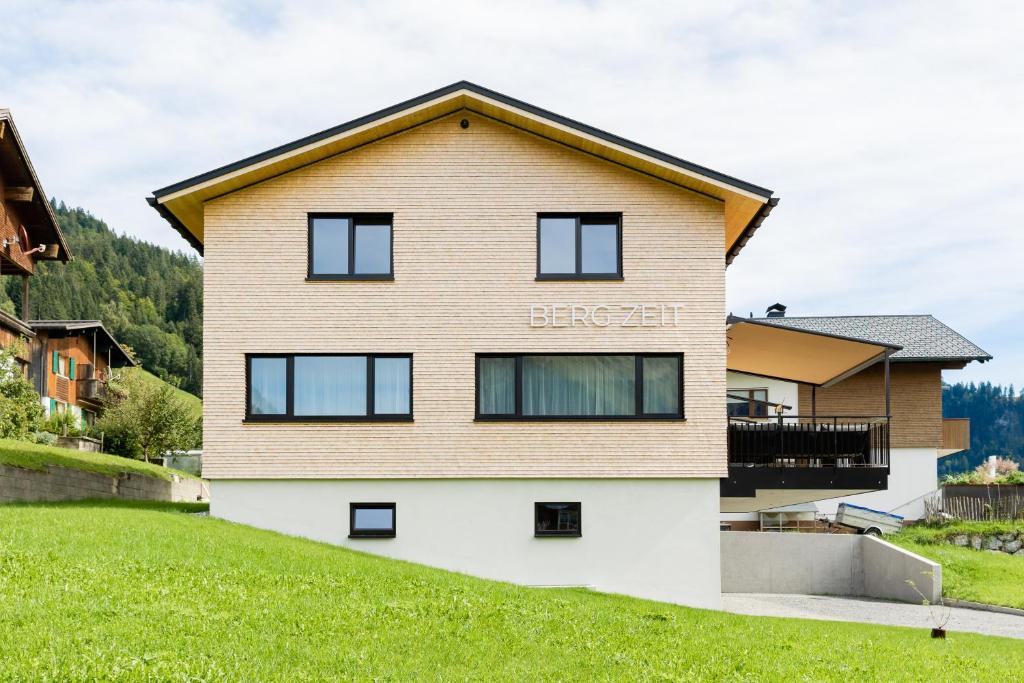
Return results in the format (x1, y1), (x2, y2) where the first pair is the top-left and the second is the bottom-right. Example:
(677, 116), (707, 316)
(722, 593), (1024, 640)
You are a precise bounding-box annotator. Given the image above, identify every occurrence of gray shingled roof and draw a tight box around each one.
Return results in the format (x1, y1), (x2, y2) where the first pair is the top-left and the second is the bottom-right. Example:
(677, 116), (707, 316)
(752, 315), (991, 363)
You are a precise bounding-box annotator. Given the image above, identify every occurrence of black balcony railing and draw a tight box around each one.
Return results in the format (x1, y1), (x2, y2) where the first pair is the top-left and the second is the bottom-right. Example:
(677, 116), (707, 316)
(728, 415), (889, 469)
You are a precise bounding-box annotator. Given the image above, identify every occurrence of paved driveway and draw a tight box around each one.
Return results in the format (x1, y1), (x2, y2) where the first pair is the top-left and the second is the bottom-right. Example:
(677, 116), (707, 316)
(722, 593), (1024, 640)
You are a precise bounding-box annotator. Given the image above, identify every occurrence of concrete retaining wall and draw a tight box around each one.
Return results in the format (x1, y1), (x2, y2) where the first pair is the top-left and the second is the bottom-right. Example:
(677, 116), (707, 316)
(0, 464), (208, 503)
(721, 531), (940, 604)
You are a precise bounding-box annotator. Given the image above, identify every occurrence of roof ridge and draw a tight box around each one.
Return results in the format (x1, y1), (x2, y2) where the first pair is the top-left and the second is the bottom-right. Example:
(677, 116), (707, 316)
(755, 314), (933, 320)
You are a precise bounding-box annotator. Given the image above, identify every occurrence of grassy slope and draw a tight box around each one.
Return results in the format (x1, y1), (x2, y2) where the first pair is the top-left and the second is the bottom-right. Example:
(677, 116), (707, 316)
(0, 503), (1021, 682)
(0, 438), (195, 481)
(890, 523), (1024, 609)
(122, 367), (202, 418)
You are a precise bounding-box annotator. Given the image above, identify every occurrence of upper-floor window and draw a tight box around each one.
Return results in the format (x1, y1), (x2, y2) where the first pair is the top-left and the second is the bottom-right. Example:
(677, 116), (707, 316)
(308, 214), (393, 280)
(247, 353), (412, 421)
(476, 353), (682, 420)
(51, 352), (74, 379)
(727, 388), (769, 418)
(537, 213), (621, 280)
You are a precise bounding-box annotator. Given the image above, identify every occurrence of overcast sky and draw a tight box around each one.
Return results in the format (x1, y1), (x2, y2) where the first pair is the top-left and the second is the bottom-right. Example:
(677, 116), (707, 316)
(2, 1), (1021, 386)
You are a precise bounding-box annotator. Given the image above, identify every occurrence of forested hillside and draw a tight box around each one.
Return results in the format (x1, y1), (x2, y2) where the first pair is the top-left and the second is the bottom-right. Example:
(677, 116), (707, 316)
(0, 202), (203, 396)
(941, 382), (1023, 475)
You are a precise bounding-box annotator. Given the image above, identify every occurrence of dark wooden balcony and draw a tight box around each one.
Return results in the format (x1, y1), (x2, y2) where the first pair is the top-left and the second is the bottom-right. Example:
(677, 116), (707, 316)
(78, 378), (109, 405)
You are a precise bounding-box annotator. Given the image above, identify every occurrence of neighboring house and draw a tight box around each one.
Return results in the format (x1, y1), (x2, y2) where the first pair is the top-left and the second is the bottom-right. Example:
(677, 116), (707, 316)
(0, 111), (133, 430)
(0, 108), (71, 331)
(723, 310), (990, 527)
(147, 82), (964, 607)
(0, 308), (34, 376)
(28, 320), (135, 428)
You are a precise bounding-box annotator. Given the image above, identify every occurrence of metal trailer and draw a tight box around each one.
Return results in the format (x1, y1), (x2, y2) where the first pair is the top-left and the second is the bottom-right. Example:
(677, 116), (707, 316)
(834, 502), (904, 536)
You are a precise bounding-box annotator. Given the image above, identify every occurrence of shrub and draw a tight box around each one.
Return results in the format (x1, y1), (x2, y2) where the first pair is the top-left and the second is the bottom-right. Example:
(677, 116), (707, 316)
(42, 411), (82, 438)
(0, 344), (43, 440)
(97, 371), (201, 461)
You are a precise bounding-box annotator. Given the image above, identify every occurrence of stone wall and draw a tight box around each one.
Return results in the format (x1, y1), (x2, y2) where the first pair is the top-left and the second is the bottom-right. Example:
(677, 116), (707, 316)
(948, 531), (1024, 556)
(0, 464), (208, 503)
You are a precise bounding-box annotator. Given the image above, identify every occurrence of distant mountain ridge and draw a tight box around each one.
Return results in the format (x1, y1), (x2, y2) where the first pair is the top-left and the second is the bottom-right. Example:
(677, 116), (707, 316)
(941, 382), (1023, 475)
(0, 201), (203, 396)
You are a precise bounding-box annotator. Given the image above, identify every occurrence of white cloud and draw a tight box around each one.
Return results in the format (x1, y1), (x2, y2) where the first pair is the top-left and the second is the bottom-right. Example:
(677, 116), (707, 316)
(1, 0), (1021, 383)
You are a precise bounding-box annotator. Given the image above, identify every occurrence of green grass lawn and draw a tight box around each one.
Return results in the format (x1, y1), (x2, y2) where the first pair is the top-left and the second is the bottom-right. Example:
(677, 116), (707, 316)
(0, 438), (197, 481)
(0, 503), (1021, 681)
(890, 523), (1024, 610)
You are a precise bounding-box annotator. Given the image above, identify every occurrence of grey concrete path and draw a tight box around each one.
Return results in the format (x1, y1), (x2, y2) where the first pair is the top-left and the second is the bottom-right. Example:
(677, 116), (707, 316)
(722, 593), (1024, 640)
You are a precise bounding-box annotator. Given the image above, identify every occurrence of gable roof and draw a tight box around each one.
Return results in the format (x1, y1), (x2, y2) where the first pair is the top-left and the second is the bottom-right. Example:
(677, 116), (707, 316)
(29, 320), (135, 367)
(0, 109), (72, 262)
(148, 81), (776, 260)
(750, 315), (991, 364)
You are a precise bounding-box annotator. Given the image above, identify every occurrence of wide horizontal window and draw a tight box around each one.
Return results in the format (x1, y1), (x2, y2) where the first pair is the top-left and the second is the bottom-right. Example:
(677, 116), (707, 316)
(308, 214), (393, 280)
(349, 503), (396, 538)
(537, 213), (621, 279)
(246, 354), (412, 421)
(476, 354), (682, 420)
(535, 502), (581, 537)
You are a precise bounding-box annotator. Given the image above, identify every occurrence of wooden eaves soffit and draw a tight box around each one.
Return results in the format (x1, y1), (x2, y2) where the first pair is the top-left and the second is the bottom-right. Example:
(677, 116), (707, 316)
(148, 81), (778, 259)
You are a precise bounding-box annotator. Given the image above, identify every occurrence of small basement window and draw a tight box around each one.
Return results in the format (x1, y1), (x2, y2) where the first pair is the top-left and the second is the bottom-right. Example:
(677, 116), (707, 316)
(349, 503), (396, 538)
(534, 502), (581, 537)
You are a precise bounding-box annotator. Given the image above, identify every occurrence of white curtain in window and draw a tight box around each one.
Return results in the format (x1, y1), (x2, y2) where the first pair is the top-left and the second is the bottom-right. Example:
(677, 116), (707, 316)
(479, 357), (515, 414)
(294, 356), (367, 416)
(374, 357), (410, 414)
(642, 357), (679, 414)
(250, 357), (286, 414)
(522, 355), (634, 416)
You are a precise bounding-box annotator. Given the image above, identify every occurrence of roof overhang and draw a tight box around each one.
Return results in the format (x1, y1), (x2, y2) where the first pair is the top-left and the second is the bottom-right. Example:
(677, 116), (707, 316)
(0, 110), (72, 262)
(149, 81), (776, 257)
(29, 320), (136, 368)
(726, 316), (901, 387)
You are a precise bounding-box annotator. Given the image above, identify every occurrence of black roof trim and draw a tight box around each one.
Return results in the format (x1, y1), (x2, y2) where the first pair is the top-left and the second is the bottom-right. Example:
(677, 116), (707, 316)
(150, 81), (774, 201)
(147, 196), (204, 255)
(726, 196), (779, 265)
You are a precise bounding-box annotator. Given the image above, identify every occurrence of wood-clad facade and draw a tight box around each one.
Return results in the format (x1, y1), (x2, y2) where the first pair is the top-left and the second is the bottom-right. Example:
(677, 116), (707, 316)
(797, 363), (944, 449)
(202, 112), (729, 480)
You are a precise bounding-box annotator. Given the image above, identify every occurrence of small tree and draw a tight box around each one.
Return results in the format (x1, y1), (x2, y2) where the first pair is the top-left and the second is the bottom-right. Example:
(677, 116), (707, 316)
(98, 372), (200, 461)
(0, 343), (43, 440)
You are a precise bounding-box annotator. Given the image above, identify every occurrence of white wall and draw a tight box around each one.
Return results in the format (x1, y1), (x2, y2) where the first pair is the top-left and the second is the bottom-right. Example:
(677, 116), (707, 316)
(813, 448), (938, 520)
(212, 478), (722, 609)
(726, 372), (798, 415)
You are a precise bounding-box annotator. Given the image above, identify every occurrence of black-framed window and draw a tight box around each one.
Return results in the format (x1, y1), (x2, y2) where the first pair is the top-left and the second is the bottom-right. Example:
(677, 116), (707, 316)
(535, 502), (581, 537)
(537, 213), (622, 280)
(246, 353), (412, 422)
(349, 502), (396, 538)
(476, 353), (683, 420)
(727, 388), (769, 418)
(308, 213), (393, 280)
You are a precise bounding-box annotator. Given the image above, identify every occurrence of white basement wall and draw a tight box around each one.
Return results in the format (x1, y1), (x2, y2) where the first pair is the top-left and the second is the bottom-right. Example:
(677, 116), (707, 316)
(212, 478), (722, 609)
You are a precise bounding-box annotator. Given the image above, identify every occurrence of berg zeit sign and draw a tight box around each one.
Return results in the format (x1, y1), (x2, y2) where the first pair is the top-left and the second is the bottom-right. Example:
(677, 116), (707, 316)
(530, 303), (684, 328)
